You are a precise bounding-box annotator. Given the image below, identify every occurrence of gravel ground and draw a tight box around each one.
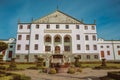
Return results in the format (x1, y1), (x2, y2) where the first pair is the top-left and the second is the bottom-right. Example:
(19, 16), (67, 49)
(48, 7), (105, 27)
(10, 68), (120, 80)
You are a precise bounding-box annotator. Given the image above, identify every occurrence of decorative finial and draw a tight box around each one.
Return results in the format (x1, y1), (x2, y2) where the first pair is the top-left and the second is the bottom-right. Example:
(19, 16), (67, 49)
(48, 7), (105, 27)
(18, 18), (20, 23)
(31, 17), (34, 21)
(94, 19), (96, 24)
(57, 5), (59, 10)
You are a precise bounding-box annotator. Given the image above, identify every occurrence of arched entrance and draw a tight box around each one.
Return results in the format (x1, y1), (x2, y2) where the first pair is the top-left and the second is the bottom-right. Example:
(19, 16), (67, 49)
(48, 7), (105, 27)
(55, 46), (60, 54)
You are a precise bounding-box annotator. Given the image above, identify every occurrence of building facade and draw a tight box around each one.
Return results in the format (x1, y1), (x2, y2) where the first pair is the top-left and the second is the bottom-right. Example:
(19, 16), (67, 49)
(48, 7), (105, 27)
(0, 38), (16, 61)
(15, 10), (120, 62)
(98, 38), (120, 61)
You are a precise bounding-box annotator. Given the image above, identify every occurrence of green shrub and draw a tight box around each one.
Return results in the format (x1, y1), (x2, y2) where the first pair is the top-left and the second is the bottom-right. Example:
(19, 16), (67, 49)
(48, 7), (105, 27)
(49, 68), (56, 74)
(67, 68), (75, 74)
(77, 68), (82, 72)
(74, 62), (81, 67)
(0, 66), (6, 70)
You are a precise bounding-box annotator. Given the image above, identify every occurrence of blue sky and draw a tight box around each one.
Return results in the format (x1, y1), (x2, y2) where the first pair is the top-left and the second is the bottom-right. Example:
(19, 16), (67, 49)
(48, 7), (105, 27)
(0, 0), (120, 40)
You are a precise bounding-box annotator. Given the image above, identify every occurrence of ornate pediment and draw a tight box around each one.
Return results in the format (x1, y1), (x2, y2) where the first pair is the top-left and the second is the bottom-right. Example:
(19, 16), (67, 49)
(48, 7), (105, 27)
(32, 10), (82, 24)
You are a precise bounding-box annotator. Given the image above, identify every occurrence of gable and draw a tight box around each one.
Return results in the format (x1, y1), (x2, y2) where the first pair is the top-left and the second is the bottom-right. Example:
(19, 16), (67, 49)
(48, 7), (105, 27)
(32, 10), (82, 24)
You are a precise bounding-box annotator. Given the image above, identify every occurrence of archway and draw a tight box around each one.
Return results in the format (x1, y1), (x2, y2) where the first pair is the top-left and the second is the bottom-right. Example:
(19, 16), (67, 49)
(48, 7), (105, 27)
(55, 46), (60, 54)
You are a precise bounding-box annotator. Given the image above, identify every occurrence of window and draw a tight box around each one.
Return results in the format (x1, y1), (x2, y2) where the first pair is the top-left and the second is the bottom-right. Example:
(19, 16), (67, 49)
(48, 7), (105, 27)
(34, 44), (38, 50)
(87, 55), (90, 59)
(35, 34), (39, 40)
(56, 25), (59, 29)
(107, 46), (109, 48)
(18, 35), (22, 40)
(107, 51), (110, 55)
(94, 55), (98, 59)
(45, 46), (51, 51)
(19, 25), (23, 29)
(77, 44), (81, 50)
(92, 26), (95, 30)
(55, 36), (60, 42)
(76, 35), (80, 40)
(17, 44), (21, 50)
(45, 36), (51, 42)
(85, 35), (89, 40)
(24, 55), (28, 59)
(46, 24), (50, 29)
(25, 45), (29, 50)
(64, 46), (70, 51)
(34, 55), (38, 59)
(118, 51), (120, 55)
(76, 25), (79, 29)
(92, 35), (96, 40)
(27, 25), (30, 29)
(64, 36), (70, 42)
(101, 46), (103, 48)
(66, 25), (69, 29)
(86, 45), (89, 50)
(36, 24), (39, 29)
(117, 46), (120, 48)
(8, 51), (12, 58)
(26, 35), (30, 40)
(93, 45), (97, 50)
(16, 55), (20, 59)
(10, 45), (13, 48)
(101, 51), (104, 57)
(84, 26), (88, 30)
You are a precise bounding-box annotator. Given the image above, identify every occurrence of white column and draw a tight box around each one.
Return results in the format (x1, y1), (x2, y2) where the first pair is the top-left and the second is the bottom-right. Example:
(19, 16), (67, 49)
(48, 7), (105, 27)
(61, 35), (64, 54)
(51, 35), (54, 54)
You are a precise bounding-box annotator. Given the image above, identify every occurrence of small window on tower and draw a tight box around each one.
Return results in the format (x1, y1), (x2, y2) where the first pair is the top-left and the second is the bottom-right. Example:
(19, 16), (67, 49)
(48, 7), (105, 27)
(77, 44), (81, 50)
(65, 25), (69, 29)
(19, 25), (23, 29)
(84, 26), (88, 30)
(16, 55), (20, 59)
(87, 55), (90, 59)
(18, 35), (22, 40)
(107, 51), (110, 55)
(27, 25), (30, 29)
(76, 25), (79, 29)
(46, 24), (50, 29)
(36, 24), (39, 29)
(92, 26), (95, 30)
(56, 25), (59, 29)
(101, 46), (103, 48)
(17, 44), (21, 50)
(117, 46), (120, 48)
(45, 46), (51, 51)
(10, 45), (13, 48)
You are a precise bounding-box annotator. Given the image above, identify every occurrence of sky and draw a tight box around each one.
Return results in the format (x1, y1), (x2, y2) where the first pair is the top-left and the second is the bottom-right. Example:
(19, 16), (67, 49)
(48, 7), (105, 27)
(0, 0), (120, 40)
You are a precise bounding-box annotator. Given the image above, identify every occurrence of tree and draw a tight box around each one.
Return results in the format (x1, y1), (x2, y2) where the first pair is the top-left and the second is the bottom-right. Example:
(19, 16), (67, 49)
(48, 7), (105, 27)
(0, 41), (8, 52)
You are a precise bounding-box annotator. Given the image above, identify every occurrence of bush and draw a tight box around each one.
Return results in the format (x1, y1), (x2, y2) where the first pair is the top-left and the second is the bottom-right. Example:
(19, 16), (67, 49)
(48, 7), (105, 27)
(77, 68), (82, 72)
(74, 62), (81, 67)
(67, 68), (75, 74)
(0, 66), (6, 70)
(12, 74), (31, 80)
(49, 68), (56, 74)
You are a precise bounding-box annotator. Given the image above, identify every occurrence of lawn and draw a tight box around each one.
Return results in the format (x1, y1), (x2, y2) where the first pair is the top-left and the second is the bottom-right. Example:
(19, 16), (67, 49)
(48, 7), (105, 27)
(2, 62), (120, 69)
(80, 63), (120, 68)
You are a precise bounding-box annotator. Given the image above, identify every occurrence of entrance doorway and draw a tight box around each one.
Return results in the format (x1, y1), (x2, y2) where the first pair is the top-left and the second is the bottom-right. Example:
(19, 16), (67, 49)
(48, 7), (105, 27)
(55, 46), (60, 54)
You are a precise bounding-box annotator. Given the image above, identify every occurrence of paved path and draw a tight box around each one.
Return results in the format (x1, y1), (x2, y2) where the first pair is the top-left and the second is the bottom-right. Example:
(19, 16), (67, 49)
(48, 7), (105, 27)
(10, 68), (120, 80)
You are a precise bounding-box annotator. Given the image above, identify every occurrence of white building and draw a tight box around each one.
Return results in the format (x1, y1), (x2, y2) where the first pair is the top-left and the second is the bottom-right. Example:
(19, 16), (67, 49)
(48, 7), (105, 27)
(98, 38), (120, 61)
(0, 38), (16, 61)
(15, 10), (120, 62)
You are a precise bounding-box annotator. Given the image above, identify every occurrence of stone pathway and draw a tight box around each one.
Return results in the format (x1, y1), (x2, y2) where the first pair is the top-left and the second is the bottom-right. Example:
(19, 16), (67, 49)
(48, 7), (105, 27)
(10, 68), (120, 80)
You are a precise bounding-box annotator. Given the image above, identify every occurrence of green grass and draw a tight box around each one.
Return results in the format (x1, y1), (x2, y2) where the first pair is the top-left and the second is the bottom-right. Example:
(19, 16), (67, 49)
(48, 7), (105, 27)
(2, 63), (120, 69)
(81, 63), (120, 68)
(0, 76), (12, 80)
(3, 64), (35, 69)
